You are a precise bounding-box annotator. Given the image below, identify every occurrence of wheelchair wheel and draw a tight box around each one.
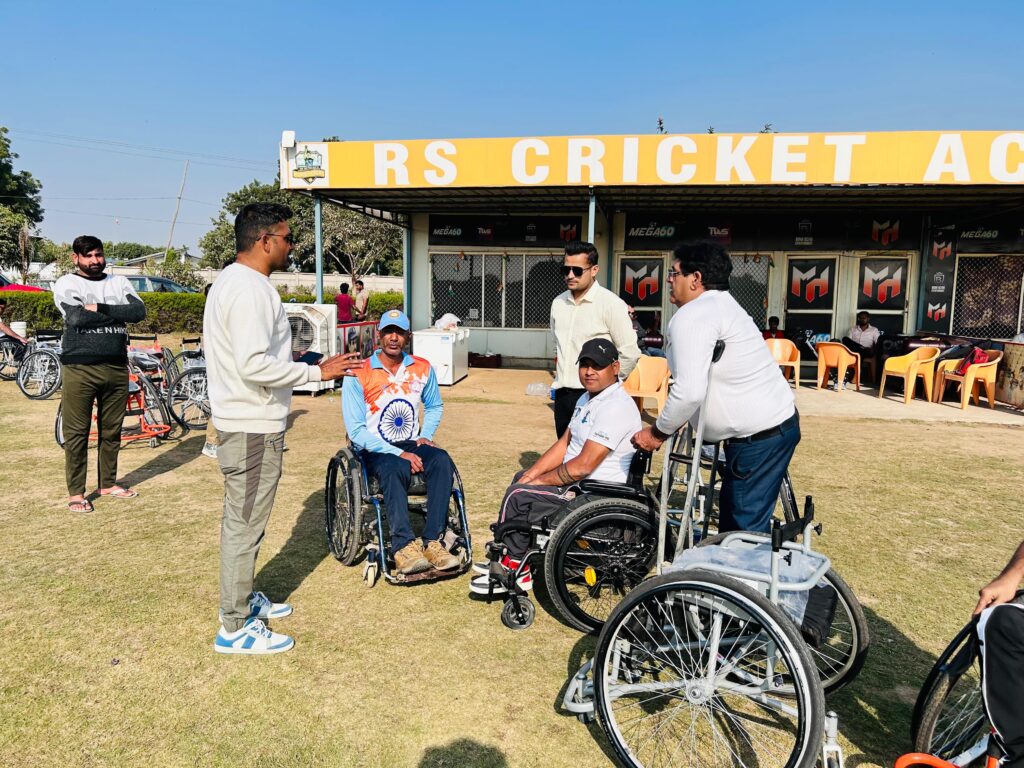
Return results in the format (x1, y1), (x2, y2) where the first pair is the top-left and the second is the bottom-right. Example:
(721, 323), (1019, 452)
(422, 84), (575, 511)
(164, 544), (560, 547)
(54, 404), (65, 448)
(593, 569), (825, 768)
(138, 377), (177, 440)
(913, 622), (988, 762)
(697, 532), (869, 696)
(544, 497), (656, 633)
(17, 349), (61, 399)
(501, 596), (535, 631)
(325, 447), (366, 565)
(0, 338), (24, 380)
(167, 367), (209, 429)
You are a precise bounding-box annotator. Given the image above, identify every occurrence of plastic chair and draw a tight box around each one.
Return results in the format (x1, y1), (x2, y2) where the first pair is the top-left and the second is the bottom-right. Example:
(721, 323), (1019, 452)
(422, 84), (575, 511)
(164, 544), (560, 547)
(623, 355), (670, 413)
(816, 342), (860, 391)
(765, 338), (800, 389)
(877, 347), (939, 404)
(934, 350), (1003, 409)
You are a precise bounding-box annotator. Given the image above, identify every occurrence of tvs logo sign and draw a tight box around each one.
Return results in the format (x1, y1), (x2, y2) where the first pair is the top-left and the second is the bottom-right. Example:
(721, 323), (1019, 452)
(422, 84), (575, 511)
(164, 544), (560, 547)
(624, 264), (661, 301)
(932, 240), (952, 260)
(862, 264), (903, 304)
(872, 220), (900, 246)
(559, 223), (578, 242)
(927, 303), (948, 322)
(791, 265), (830, 302)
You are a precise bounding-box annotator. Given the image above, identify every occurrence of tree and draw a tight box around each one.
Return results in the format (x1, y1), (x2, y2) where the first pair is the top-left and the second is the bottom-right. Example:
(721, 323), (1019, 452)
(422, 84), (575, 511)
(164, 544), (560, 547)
(103, 241), (160, 264)
(199, 178), (402, 277)
(0, 127), (43, 224)
(0, 206), (31, 277)
(144, 248), (203, 290)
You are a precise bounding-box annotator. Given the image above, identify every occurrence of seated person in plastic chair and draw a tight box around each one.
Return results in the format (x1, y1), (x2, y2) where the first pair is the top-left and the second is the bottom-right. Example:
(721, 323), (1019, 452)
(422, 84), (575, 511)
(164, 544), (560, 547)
(470, 338), (642, 594)
(342, 309), (461, 576)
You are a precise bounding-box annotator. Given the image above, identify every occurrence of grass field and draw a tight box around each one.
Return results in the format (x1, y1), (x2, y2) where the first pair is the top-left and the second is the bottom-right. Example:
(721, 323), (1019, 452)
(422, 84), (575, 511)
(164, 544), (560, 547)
(1, 368), (1022, 767)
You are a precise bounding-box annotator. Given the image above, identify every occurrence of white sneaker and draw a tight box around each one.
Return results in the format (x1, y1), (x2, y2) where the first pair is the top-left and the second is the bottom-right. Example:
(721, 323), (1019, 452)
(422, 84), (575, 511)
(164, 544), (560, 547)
(202, 442), (218, 459)
(248, 591), (293, 620)
(214, 617), (293, 655)
(469, 565), (534, 595)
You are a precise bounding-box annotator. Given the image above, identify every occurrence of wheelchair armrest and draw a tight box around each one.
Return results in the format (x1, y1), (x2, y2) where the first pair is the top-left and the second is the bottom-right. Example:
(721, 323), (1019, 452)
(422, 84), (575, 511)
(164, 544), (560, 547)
(574, 479), (647, 502)
(491, 520), (535, 540)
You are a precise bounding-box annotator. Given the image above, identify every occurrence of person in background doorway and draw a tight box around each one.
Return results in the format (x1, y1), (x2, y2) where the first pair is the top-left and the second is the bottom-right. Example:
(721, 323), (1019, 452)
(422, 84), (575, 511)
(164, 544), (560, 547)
(353, 279), (370, 321)
(762, 316), (785, 340)
(843, 311), (881, 356)
(550, 241), (641, 438)
(335, 282), (356, 324)
(628, 306), (666, 358)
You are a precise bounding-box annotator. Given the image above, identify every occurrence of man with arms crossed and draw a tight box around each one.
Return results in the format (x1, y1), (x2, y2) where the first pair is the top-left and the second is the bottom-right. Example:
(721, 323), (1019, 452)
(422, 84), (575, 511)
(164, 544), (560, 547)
(54, 235), (147, 513)
(550, 241), (640, 438)
(471, 339), (642, 593)
(633, 242), (798, 534)
(206, 203), (358, 655)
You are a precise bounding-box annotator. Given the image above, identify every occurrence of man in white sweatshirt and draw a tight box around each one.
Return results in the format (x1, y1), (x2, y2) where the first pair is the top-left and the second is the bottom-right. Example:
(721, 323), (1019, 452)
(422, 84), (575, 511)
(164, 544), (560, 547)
(205, 202), (359, 655)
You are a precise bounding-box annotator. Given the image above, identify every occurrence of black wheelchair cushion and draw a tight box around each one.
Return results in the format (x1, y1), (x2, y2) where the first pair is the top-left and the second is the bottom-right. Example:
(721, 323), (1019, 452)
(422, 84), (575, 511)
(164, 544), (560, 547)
(575, 478), (648, 502)
(366, 472), (428, 497)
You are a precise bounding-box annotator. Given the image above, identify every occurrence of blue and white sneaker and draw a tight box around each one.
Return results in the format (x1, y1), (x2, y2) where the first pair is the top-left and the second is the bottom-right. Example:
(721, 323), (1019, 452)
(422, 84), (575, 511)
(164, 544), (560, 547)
(248, 591), (292, 620)
(214, 617), (294, 655)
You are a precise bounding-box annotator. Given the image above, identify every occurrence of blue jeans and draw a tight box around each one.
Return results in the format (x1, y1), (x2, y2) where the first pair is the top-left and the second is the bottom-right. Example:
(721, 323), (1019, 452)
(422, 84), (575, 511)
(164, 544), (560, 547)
(718, 412), (801, 533)
(362, 441), (453, 551)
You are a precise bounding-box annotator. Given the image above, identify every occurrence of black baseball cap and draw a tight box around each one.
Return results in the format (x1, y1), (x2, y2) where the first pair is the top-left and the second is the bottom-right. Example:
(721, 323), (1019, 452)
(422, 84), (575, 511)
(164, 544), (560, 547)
(577, 338), (619, 368)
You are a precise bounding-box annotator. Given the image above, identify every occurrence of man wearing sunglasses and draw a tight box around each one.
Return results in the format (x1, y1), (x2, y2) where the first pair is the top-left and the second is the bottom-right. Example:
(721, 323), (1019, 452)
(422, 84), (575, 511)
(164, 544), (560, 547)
(632, 241), (799, 534)
(470, 338), (642, 595)
(550, 241), (641, 437)
(205, 202), (362, 655)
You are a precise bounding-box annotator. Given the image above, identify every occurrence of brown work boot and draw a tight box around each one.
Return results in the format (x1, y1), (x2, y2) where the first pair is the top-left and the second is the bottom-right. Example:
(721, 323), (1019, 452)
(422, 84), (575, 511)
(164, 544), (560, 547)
(394, 540), (430, 574)
(423, 539), (460, 571)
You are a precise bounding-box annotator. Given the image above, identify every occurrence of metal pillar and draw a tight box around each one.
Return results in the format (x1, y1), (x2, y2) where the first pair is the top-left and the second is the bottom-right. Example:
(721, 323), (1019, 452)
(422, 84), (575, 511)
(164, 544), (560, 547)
(587, 188), (596, 243)
(314, 196), (324, 304)
(402, 225), (412, 317)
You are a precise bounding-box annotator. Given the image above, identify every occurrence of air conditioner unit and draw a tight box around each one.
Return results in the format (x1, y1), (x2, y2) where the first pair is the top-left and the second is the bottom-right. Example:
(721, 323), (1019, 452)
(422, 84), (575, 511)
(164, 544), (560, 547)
(284, 303), (338, 393)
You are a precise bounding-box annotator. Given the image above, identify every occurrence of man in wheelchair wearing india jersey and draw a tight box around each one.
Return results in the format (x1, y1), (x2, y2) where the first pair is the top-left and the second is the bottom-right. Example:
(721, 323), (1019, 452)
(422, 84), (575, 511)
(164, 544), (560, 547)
(470, 338), (642, 594)
(342, 309), (460, 575)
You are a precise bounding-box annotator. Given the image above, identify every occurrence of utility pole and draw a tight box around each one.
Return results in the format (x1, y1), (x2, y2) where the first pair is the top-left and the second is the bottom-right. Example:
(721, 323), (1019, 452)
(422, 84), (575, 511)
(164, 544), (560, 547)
(163, 160), (189, 262)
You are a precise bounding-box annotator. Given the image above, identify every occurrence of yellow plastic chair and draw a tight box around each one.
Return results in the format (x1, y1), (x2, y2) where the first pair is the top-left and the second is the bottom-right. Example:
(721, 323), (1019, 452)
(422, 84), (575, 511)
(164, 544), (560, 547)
(623, 355), (670, 414)
(815, 342), (860, 391)
(935, 350), (1003, 409)
(765, 338), (800, 389)
(877, 347), (939, 404)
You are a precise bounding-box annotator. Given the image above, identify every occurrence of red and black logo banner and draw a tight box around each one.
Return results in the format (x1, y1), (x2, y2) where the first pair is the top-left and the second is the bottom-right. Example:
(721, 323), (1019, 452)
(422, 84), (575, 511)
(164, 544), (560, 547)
(787, 258), (835, 310)
(858, 258), (907, 310)
(619, 258), (662, 307)
(918, 226), (956, 333)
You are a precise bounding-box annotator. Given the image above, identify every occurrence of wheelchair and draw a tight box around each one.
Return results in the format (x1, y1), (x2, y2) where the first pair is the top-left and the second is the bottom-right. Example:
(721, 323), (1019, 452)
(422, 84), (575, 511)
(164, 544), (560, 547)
(324, 445), (472, 587)
(483, 448), (659, 632)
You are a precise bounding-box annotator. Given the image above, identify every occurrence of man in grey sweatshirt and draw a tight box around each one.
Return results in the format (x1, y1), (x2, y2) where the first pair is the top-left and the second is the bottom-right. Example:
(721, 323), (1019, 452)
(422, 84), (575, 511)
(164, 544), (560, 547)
(53, 235), (147, 513)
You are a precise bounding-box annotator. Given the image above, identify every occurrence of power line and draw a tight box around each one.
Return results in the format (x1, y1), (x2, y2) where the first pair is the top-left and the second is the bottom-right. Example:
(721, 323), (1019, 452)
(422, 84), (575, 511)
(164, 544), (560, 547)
(1, 194), (219, 205)
(7, 127), (274, 169)
(8, 135), (278, 173)
(43, 207), (210, 227)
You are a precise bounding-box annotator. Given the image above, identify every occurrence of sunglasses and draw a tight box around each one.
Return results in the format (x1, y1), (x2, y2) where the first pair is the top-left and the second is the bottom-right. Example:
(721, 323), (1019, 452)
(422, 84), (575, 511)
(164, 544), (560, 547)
(263, 232), (295, 245)
(561, 265), (592, 278)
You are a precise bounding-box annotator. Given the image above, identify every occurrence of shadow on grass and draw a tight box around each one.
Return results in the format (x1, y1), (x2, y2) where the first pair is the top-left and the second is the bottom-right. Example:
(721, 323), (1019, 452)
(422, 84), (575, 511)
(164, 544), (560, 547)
(552, 631), (620, 765)
(286, 408), (307, 430)
(117, 432), (206, 489)
(418, 738), (508, 767)
(255, 489), (326, 601)
(518, 451), (541, 470)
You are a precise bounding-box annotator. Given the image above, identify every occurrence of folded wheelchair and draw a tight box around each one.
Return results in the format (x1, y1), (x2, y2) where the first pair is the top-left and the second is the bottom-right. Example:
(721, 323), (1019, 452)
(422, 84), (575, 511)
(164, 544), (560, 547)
(324, 445), (472, 586)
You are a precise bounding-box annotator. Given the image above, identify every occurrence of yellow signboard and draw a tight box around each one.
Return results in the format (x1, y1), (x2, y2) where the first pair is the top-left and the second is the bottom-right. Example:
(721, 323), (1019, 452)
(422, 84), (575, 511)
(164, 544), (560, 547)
(280, 131), (1024, 190)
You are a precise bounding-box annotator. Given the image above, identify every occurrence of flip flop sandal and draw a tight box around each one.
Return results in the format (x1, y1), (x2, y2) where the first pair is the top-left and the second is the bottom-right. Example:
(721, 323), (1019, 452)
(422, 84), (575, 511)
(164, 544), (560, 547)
(68, 499), (95, 513)
(100, 487), (138, 499)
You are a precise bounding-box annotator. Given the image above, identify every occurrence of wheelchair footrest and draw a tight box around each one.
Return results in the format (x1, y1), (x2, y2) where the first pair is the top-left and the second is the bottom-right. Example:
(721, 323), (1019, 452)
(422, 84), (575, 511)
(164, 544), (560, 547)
(388, 561), (471, 585)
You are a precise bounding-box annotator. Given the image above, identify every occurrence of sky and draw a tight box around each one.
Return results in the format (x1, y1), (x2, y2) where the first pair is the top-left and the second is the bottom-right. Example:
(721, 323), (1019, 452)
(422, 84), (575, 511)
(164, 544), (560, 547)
(3, 0), (1023, 255)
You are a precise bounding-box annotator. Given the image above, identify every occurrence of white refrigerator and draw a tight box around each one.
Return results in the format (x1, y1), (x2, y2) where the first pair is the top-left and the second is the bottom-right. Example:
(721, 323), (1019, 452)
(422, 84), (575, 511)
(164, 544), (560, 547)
(412, 328), (469, 385)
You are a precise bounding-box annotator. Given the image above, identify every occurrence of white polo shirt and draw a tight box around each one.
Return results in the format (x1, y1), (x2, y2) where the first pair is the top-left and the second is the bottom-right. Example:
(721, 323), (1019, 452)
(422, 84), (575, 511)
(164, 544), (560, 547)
(565, 382), (643, 483)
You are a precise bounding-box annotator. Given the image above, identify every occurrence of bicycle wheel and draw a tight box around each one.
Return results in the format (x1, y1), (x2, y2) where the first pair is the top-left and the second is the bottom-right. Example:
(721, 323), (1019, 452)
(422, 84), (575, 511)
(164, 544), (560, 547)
(0, 338), (24, 380)
(913, 622), (988, 762)
(544, 497), (657, 633)
(167, 367), (210, 429)
(137, 376), (176, 440)
(17, 349), (61, 399)
(324, 447), (366, 565)
(593, 569), (825, 768)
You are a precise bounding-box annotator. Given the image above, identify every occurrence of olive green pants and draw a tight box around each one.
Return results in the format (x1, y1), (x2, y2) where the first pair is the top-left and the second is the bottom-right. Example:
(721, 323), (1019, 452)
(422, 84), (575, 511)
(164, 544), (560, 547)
(61, 363), (129, 496)
(217, 430), (285, 631)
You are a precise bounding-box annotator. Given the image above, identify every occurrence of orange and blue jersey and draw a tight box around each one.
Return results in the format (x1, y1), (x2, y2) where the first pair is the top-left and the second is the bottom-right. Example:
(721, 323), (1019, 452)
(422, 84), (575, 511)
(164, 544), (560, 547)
(342, 351), (443, 456)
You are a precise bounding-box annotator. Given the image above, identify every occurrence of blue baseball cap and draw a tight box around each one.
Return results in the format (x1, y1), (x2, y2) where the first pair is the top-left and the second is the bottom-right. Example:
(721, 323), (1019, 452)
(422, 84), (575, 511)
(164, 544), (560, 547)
(377, 309), (410, 332)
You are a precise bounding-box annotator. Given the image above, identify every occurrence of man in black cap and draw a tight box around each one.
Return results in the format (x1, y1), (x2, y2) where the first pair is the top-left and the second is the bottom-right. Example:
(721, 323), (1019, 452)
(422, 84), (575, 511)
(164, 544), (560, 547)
(470, 338), (642, 594)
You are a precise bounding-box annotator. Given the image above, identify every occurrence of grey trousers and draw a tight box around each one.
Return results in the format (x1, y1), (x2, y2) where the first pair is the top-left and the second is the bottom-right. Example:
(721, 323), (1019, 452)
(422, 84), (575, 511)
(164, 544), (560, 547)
(217, 430), (285, 632)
